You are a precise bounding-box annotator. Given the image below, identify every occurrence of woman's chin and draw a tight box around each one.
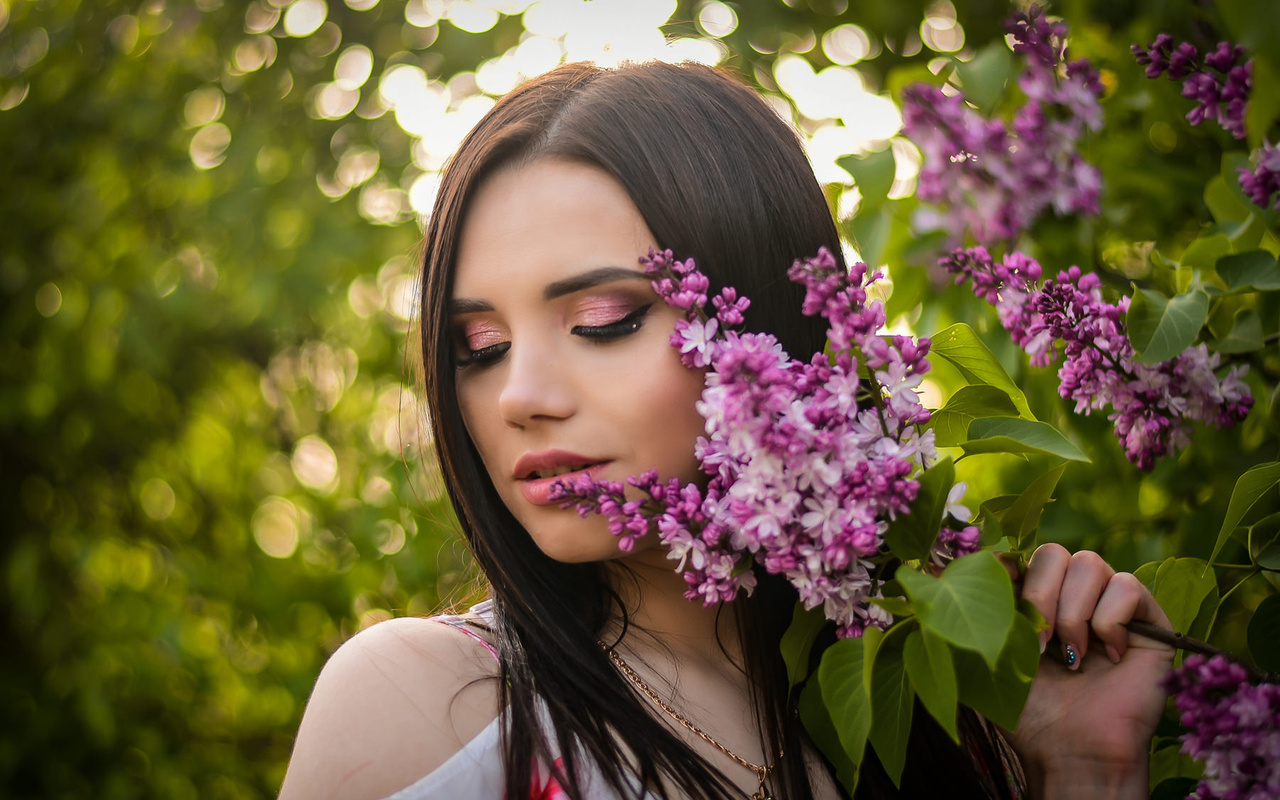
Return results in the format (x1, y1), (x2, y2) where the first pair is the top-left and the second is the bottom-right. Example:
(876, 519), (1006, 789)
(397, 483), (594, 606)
(530, 532), (662, 565)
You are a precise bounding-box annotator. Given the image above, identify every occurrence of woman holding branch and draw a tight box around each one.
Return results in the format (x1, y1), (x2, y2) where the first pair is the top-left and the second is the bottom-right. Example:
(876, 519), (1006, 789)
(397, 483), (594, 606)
(280, 61), (1173, 800)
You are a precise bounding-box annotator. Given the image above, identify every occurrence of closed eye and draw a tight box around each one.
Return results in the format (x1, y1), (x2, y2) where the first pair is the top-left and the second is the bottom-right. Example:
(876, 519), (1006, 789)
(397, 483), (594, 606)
(455, 340), (510, 368)
(571, 303), (653, 340)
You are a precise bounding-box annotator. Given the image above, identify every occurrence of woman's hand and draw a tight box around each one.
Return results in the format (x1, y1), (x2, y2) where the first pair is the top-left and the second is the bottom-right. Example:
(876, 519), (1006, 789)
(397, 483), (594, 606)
(1008, 543), (1175, 800)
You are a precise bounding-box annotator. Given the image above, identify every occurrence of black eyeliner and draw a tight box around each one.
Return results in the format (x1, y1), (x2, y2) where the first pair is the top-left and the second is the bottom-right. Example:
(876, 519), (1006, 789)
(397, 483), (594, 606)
(455, 341), (510, 368)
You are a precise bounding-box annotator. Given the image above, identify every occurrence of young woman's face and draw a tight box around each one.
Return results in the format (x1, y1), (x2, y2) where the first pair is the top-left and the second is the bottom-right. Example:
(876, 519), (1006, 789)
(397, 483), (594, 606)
(450, 159), (707, 563)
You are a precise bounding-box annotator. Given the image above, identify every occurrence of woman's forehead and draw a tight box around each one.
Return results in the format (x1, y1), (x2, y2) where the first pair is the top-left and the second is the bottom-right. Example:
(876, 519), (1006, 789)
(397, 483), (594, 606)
(450, 159), (657, 299)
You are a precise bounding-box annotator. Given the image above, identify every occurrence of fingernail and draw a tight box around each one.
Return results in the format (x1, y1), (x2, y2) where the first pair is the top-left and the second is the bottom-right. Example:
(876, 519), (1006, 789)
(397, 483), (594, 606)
(1039, 635), (1047, 655)
(1062, 642), (1079, 670)
(1106, 644), (1121, 664)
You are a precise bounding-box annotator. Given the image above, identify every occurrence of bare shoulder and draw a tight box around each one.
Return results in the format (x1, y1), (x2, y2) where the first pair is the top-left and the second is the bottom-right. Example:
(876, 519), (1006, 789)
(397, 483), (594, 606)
(279, 616), (501, 800)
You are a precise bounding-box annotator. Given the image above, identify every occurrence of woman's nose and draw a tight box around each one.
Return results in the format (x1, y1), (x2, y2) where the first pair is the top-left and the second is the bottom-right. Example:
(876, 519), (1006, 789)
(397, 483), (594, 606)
(496, 342), (576, 426)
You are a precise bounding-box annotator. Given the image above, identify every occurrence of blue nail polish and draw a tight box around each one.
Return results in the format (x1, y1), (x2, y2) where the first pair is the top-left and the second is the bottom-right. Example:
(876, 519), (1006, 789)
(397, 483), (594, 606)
(1063, 643), (1078, 669)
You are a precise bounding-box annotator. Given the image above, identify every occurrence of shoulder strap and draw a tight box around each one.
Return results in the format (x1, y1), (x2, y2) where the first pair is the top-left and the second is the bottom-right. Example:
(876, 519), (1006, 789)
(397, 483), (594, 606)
(432, 614), (500, 664)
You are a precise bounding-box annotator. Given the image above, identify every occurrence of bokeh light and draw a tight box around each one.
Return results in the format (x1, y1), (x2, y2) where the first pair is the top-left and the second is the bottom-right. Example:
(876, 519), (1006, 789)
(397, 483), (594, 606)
(35, 282), (62, 317)
(189, 123), (231, 169)
(283, 0), (327, 37)
(696, 1), (737, 38)
(252, 496), (302, 558)
(291, 436), (339, 493)
(823, 23), (874, 65)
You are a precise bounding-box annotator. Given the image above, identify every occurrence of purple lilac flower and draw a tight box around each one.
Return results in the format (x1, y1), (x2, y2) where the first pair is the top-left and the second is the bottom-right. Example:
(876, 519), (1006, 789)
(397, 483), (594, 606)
(1239, 141), (1280, 210)
(552, 247), (955, 638)
(931, 523), (981, 568)
(1132, 36), (1252, 140)
(1162, 655), (1280, 800)
(941, 247), (1253, 469)
(902, 7), (1103, 245)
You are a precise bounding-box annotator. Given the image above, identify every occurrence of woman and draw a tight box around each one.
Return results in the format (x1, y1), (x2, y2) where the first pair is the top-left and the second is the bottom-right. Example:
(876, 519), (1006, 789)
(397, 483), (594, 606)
(280, 61), (1173, 800)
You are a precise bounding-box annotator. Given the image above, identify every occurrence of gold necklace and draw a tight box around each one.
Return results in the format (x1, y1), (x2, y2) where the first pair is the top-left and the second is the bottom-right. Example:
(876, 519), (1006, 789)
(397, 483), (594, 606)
(602, 645), (778, 800)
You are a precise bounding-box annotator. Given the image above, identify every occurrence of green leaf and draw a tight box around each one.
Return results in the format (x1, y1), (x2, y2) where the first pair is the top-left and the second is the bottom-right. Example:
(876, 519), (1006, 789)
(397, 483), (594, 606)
(845, 205), (893, 267)
(1206, 174), (1251, 225)
(1187, 582), (1220, 643)
(886, 262), (931, 324)
(1248, 595), (1280, 672)
(868, 625), (914, 787)
(1221, 152), (1280, 226)
(1149, 743), (1203, 793)
(1256, 537), (1280, 571)
(1018, 598), (1049, 638)
(799, 678), (859, 792)
(818, 635), (874, 778)
(954, 41), (1013, 114)
(1217, 250), (1280, 292)
(1134, 560), (1160, 589)
(978, 495), (1018, 518)
(1212, 308), (1264, 354)
(869, 594), (915, 617)
(930, 324), (1034, 420)
(1246, 58), (1280, 150)
(1216, 216), (1266, 251)
(860, 626), (884, 693)
(931, 385), (1020, 448)
(904, 627), (959, 742)
(1148, 558), (1218, 635)
(781, 602), (827, 687)
(1126, 286), (1209, 363)
(888, 66), (945, 105)
(1210, 462), (1280, 564)
(952, 610), (1040, 731)
(961, 418), (1090, 463)
(839, 148), (896, 212)
(979, 511), (1003, 547)
(1152, 778), (1202, 800)
(1180, 233), (1231, 271)
(897, 552), (1015, 667)
(885, 458), (954, 561)
(999, 463), (1068, 551)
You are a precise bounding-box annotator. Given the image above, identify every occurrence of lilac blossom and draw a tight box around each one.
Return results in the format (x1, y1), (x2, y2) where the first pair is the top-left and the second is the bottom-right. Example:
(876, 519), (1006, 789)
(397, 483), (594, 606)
(1162, 655), (1280, 800)
(931, 518), (981, 568)
(902, 8), (1103, 245)
(1239, 141), (1280, 210)
(1133, 36), (1251, 139)
(941, 247), (1253, 469)
(552, 247), (953, 638)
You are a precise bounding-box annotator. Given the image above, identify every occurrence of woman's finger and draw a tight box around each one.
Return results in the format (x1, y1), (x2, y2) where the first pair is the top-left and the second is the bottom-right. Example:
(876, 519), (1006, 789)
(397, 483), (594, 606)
(1021, 543), (1070, 654)
(1090, 572), (1172, 663)
(1052, 550), (1115, 670)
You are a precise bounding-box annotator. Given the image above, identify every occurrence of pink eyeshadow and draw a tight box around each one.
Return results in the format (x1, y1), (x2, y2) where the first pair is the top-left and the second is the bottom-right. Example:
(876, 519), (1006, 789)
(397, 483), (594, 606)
(575, 295), (638, 326)
(461, 321), (506, 350)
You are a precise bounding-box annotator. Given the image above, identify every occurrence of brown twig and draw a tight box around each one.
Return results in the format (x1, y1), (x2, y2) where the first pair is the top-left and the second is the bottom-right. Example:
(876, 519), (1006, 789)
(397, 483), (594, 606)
(1124, 620), (1279, 684)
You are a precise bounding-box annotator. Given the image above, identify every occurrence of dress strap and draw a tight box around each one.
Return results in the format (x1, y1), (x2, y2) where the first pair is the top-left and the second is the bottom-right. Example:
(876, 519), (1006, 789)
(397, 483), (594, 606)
(432, 613), (500, 664)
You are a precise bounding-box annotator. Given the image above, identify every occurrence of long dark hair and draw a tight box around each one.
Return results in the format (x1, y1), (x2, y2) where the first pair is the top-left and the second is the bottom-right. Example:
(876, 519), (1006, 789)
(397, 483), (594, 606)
(418, 61), (1017, 800)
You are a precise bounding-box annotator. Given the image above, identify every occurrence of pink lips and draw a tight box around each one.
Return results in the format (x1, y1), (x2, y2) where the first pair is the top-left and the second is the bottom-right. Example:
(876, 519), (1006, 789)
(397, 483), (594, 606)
(514, 450), (610, 506)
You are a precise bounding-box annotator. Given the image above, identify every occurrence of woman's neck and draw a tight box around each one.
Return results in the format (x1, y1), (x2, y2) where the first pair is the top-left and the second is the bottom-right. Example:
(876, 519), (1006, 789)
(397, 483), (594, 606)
(605, 545), (744, 667)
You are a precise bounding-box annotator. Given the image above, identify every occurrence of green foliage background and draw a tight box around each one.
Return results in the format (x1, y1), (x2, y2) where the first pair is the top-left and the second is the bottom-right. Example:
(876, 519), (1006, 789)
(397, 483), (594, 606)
(1, 0), (1276, 797)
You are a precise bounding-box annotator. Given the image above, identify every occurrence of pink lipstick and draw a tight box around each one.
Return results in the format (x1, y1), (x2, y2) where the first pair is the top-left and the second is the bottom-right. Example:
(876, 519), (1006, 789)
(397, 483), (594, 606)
(514, 450), (610, 506)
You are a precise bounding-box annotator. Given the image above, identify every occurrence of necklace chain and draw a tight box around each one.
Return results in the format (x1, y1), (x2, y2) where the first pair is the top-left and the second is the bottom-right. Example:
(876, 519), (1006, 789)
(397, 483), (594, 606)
(601, 645), (777, 800)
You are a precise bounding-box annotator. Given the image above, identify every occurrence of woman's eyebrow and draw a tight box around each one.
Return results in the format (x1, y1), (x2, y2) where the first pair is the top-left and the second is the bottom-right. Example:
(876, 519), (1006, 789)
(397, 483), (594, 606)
(543, 266), (650, 300)
(448, 267), (650, 314)
(448, 298), (493, 315)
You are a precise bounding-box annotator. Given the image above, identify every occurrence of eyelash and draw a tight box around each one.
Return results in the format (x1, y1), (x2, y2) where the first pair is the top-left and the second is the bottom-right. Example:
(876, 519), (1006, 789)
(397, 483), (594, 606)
(455, 303), (653, 368)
